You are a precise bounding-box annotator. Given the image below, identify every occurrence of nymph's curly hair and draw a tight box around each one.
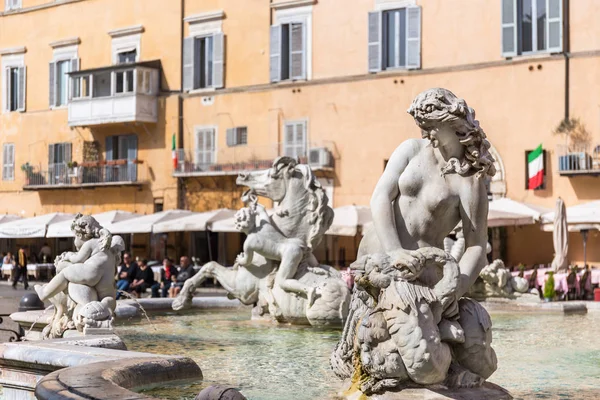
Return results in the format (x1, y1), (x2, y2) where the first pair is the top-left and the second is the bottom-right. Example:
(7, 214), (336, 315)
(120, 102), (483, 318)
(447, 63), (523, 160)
(71, 213), (112, 250)
(407, 88), (496, 178)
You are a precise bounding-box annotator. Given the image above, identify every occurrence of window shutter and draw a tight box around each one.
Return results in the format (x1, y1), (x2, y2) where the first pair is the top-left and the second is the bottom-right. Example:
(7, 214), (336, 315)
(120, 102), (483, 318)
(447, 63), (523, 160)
(17, 66), (26, 111)
(183, 36), (195, 91)
(270, 25), (283, 83)
(49, 62), (56, 107)
(284, 123), (295, 157)
(64, 142), (72, 163)
(8, 144), (14, 180)
(226, 128), (235, 147)
(501, 0), (518, 57)
(69, 58), (80, 100)
(212, 33), (225, 89)
(48, 144), (55, 165)
(105, 137), (113, 161)
(405, 6), (421, 69)
(368, 11), (382, 73)
(2, 145), (8, 180)
(3, 67), (9, 112)
(239, 127), (247, 145)
(127, 135), (138, 160)
(296, 121), (307, 158)
(290, 23), (306, 80)
(546, 0), (562, 52)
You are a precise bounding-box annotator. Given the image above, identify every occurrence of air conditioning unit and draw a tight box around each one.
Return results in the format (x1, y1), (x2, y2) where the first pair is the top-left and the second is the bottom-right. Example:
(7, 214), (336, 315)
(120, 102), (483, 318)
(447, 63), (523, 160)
(308, 148), (331, 168)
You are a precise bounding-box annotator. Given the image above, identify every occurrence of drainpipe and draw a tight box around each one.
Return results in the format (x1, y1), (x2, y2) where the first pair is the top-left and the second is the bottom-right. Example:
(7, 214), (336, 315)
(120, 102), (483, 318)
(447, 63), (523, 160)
(563, 0), (570, 121)
(177, 0), (185, 210)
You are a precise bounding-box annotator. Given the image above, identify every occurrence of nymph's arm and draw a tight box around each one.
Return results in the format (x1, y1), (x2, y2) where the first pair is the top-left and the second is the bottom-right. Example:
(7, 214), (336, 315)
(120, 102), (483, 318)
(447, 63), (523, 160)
(456, 178), (489, 297)
(370, 139), (421, 252)
(63, 241), (93, 264)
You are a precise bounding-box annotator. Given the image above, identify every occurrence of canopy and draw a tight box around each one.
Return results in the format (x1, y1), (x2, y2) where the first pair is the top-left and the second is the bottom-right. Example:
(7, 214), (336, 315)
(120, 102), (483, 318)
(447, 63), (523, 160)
(153, 209), (235, 233)
(541, 200), (600, 232)
(0, 214), (21, 224)
(46, 210), (141, 238)
(488, 198), (550, 221)
(0, 213), (74, 238)
(326, 205), (372, 236)
(110, 210), (193, 234)
(487, 209), (534, 227)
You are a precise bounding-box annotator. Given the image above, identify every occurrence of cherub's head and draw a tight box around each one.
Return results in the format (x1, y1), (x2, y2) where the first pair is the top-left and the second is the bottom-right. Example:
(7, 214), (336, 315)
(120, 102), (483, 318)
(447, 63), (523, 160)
(234, 207), (256, 234)
(71, 213), (103, 249)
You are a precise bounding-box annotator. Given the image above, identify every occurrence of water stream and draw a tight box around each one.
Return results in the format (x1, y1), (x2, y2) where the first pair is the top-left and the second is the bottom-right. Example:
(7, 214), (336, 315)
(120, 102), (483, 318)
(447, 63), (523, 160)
(24, 306), (53, 339)
(116, 290), (157, 331)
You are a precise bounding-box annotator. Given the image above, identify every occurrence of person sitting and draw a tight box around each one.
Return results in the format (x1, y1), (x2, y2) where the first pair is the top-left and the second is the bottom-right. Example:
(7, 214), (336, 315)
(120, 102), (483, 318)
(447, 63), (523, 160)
(115, 252), (137, 299)
(169, 256), (195, 298)
(160, 258), (177, 298)
(129, 259), (159, 298)
(566, 265), (579, 301)
(39, 242), (53, 263)
(580, 264), (592, 300)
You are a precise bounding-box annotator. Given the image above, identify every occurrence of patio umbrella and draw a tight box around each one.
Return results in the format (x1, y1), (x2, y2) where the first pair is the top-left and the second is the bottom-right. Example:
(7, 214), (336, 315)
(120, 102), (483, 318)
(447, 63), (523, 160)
(152, 209), (235, 233)
(550, 197), (569, 273)
(0, 213), (75, 238)
(46, 210), (141, 237)
(326, 205), (372, 236)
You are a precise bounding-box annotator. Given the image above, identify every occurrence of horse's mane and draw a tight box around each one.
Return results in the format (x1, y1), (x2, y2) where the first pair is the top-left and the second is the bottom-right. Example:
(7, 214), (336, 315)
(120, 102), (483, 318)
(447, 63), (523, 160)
(272, 157), (334, 249)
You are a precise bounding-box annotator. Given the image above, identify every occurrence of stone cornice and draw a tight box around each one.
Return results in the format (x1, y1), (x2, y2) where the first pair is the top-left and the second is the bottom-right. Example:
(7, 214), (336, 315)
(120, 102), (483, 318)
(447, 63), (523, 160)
(0, 46), (26, 56)
(108, 25), (144, 38)
(270, 0), (317, 10)
(183, 10), (225, 24)
(49, 37), (81, 48)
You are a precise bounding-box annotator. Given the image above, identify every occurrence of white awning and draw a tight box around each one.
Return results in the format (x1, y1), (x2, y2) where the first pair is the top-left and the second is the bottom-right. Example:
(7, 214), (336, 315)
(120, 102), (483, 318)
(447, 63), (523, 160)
(0, 214), (21, 225)
(326, 205), (372, 236)
(541, 200), (600, 232)
(153, 209), (235, 233)
(488, 198), (550, 221)
(0, 213), (75, 238)
(46, 210), (141, 238)
(110, 210), (193, 234)
(487, 209), (534, 227)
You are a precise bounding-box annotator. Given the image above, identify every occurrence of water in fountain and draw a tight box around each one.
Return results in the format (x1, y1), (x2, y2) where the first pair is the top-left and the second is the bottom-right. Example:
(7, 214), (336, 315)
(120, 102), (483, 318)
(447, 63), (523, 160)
(117, 290), (157, 331)
(24, 306), (53, 339)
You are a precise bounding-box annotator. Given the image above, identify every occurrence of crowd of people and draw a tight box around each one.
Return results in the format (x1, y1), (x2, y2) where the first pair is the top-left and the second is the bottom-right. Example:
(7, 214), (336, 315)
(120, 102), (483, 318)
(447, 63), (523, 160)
(115, 253), (197, 299)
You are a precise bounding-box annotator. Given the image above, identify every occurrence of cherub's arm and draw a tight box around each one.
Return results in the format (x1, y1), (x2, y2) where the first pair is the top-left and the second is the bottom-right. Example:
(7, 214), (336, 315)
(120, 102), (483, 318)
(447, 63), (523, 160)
(253, 203), (271, 223)
(236, 237), (255, 266)
(63, 240), (94, 263)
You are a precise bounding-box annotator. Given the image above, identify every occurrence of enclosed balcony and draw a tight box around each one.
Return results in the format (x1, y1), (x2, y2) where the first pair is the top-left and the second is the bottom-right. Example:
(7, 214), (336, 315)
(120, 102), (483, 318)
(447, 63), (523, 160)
(173, 142), (335, 177)
(556, 144), (600, 176)
(23, 160), (146, 190)
(67, 61), (160, 127)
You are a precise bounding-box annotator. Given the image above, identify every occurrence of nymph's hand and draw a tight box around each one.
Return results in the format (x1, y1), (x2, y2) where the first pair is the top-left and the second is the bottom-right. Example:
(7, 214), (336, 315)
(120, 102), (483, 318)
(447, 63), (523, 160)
(387, 249), (426, 280)
(236, 252), (248, 266)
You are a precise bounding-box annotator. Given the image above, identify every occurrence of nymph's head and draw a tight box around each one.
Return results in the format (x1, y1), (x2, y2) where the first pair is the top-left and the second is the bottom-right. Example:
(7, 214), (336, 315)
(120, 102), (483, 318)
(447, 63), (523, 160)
(71, 213), (103, 249)
(407, 88), (496, 178)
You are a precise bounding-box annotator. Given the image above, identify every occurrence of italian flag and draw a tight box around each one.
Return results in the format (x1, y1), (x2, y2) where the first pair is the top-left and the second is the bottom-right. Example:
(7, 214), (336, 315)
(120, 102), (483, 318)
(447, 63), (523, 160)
(528, 144), (544, 190)
(171, 134), (178, 169)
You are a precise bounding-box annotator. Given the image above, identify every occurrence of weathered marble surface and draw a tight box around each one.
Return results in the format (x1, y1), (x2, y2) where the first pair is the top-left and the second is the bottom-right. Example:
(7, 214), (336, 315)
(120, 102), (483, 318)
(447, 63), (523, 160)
(173, 157), (350, 326)
(34, 214), (124, 339)
(332, 88), (501, 395)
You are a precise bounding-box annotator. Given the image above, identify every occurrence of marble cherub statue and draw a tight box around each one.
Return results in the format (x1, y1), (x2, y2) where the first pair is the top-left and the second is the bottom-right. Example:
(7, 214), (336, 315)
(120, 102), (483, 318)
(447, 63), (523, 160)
(173, 157), (350, 326)
(35, 213), (124, 337)
(331, 88), (499, 396)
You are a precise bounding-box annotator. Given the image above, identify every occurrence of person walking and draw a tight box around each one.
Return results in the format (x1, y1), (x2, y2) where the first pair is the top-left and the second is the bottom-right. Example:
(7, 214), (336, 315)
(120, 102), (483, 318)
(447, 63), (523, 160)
(12, 247), (29, 290)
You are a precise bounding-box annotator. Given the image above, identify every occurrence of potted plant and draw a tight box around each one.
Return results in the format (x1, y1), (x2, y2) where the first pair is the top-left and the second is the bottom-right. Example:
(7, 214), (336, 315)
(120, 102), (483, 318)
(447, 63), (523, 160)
(21, 163), (33, 185)
(554, 118), (593, 171)
(544, 271), (556, 302)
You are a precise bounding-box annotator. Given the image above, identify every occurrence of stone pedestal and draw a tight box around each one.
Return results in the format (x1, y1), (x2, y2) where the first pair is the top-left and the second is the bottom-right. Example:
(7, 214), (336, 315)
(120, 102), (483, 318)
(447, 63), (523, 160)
(340, 382), (512, 400)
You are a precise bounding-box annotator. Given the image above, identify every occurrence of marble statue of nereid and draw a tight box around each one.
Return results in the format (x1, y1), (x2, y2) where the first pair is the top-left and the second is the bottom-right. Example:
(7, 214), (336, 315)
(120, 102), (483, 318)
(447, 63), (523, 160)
(35, 214), (124, 338)
(331, 88), (499, 396)
(173, 157), (351, 326)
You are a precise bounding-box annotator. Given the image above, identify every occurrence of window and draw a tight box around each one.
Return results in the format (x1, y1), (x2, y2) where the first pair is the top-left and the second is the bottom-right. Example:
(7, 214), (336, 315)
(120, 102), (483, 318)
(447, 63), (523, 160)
(195, 128), (216, 167)
(48, 142), (72, 184)
(106, 135), (138, 182)
(502, 0), (562, 57)
(368, 6), (421, 72)
(270, 22), (306, 82)
(226, 127), (247, 147)
(116, 50), (136, 94)
(2, 144), (15, 181)
(183, 34), (224, 91)
(4, 66), (25, 112)
(283, 121), (307, 160)
(5, 0), (21, 11)
(49, 59), (78, 107)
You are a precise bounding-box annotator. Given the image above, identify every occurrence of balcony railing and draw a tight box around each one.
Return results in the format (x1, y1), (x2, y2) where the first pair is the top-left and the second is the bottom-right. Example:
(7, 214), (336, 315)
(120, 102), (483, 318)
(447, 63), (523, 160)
(23, 161), (146, 190)
(556, 144), (600, 176)
(67, 61), (160, 127)
(173, 142), (335, 177)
